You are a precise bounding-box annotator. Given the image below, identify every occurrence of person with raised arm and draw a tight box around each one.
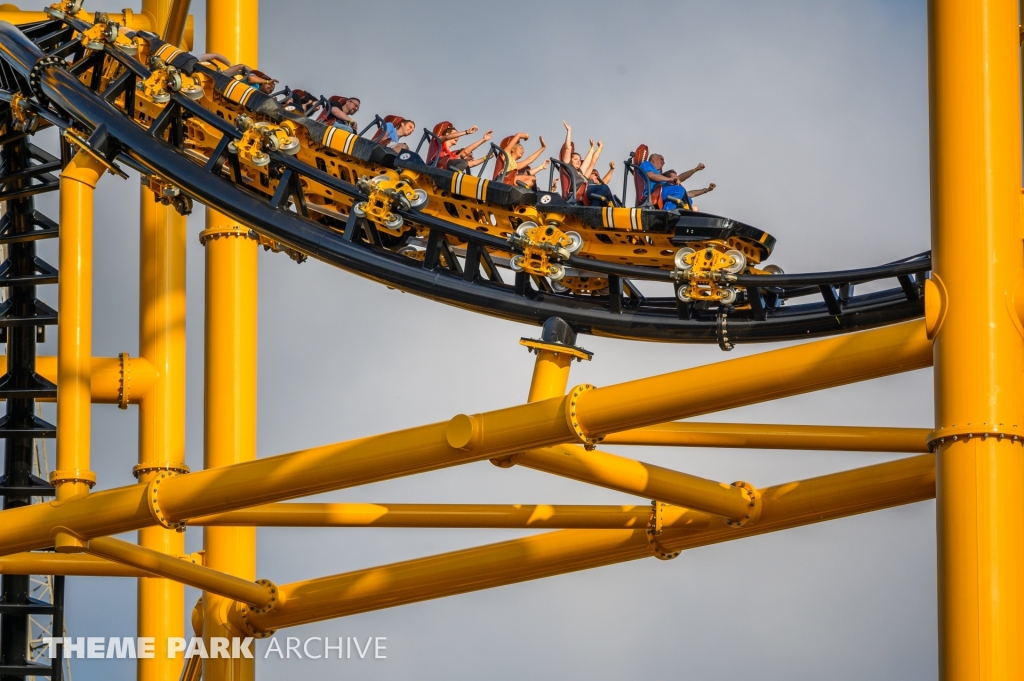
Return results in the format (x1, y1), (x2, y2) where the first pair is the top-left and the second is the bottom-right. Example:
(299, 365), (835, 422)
(501, 132), (547, 187)
(434, 123), (492, 171)
(660, 169), (716, 211)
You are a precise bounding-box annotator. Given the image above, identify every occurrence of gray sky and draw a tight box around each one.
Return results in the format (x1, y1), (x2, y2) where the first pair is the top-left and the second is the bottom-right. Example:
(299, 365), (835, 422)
(27, 0), (935, 678)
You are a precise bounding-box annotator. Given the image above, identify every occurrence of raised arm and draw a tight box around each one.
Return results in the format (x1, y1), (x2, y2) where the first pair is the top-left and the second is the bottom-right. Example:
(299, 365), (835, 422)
(220, 64), (248, 77)
(460, 130), (493, 157)
(582, 140), (603, 177)
(520, 136), (547, 168)
(675, 163), (705, 184)
(198, 52), (231, 68)
(503, 132), (530, 153)
(526, 159), (551, 177)
(560, 121), (573, 164)
(440, 125), (478, 143)
(688, 183), (716, 198)
(601, 161), (615, 186)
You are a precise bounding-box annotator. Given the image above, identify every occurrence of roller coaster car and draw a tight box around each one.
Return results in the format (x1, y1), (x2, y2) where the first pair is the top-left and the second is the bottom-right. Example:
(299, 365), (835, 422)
(100, 32), (779, 301)
(0, 13), (927, 345)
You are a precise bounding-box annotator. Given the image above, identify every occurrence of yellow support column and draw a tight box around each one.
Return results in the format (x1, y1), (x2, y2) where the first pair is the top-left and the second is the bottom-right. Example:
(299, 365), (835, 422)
(929, 1), (1024, 679)
(135, 3), (188, 678)
(137, 180), (189, 679)
(522, 318), (590, 403)
(51, 152), (104, 521)
(492, 318), (588, 469)
(203, 1), (259, 678)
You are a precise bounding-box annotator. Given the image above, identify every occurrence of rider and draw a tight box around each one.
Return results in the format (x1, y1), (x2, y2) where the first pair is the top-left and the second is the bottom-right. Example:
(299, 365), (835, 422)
(321, 96), (360, 133)
(559, 123), (614, 205)
(501, 133), (547, 187)
(434, 123), (492, 171)
(638, 153), (704, 202)
(660, 170), (716, 210)
(590, 161), (615, 187)
(447, 129), (493, 171)
(382, 117), (416, 151)
(197, 53), (278, 94)
(280, 88), (319, 116)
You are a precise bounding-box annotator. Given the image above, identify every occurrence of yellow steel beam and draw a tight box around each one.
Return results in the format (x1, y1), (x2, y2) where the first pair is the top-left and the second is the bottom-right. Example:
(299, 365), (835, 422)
(0, 553), (153, 577)
(0, 356), (158, 404)
(52, 151), (105, 520)
(572, 321), (930, 438)
(84, 537), (272, 607)
(162, 0), (191, 45)
(137, 100), (189, 680)
(929, 0), (1024, 677)
(191, 503), (656, 528)
(526, 348), (575, 402)
(203, 0), (260, 675)
(232, 454), (935, 634)
(0, 320), (932, 555)
(515, 445), (757, 521)
(602, 422), (931, 452)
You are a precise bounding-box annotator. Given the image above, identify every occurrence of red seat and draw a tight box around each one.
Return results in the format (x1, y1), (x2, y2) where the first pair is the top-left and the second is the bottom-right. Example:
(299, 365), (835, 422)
(633, 144), (650, 205)
(577, 183), (590, 206)
(493, 135), (514, 183)
(426, 121), (451, 167)
(650, 185), (664, 210)
(557, 164), (573, 200)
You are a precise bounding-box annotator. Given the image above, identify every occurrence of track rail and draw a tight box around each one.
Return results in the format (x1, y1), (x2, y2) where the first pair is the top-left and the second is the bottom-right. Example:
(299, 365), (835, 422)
(0, 18), (928, 346)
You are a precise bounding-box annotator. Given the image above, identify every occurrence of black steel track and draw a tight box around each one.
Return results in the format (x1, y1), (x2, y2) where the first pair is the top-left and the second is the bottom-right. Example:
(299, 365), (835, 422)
(0, 19), (929, 345)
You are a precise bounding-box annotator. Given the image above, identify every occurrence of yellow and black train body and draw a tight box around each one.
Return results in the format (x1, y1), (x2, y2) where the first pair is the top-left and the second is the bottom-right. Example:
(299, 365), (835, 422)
(0, 14), (928, 345)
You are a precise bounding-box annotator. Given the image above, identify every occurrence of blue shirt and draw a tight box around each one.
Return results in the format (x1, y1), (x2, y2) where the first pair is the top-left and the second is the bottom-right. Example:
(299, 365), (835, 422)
(638, 160), (667, 199)
(385, 122), (400, 145)
(661, 184), (691, 209)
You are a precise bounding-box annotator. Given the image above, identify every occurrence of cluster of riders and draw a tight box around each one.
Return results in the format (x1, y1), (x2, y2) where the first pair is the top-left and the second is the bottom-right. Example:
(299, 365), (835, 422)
(202, 55), (717, 211)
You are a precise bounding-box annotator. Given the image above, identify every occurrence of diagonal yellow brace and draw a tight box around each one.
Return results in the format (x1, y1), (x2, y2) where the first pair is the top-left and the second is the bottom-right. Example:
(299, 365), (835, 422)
(516, 445), (758, 522)
(83, 536), (272, 607)
(0, 320), (930, 555)
(232, 454), (935, 634)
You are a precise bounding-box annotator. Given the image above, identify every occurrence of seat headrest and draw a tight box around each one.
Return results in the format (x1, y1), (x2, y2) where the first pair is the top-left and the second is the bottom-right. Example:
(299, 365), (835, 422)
(433, 121), (453, 137)
(634, 144), (649, 164)
(499, 135), (515, 150)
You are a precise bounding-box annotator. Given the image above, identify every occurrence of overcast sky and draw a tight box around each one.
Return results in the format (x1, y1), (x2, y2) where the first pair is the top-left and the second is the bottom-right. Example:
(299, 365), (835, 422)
(25, 0), (935, 678)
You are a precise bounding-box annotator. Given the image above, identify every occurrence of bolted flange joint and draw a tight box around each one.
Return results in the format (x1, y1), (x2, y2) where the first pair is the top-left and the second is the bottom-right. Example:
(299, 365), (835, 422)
(48, 468), (97, 488)
(146, 470), (186, 532)
(133, 462), (190, 479)
(725, 481), (761, 527)
(646, 500), (680, 560)
(926, 424), (1022, 451)
(231, 579), (280, 639)
(118, 351), (130, 409)
(564, 384), (603, 450)
(198, 224), (255, 245)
